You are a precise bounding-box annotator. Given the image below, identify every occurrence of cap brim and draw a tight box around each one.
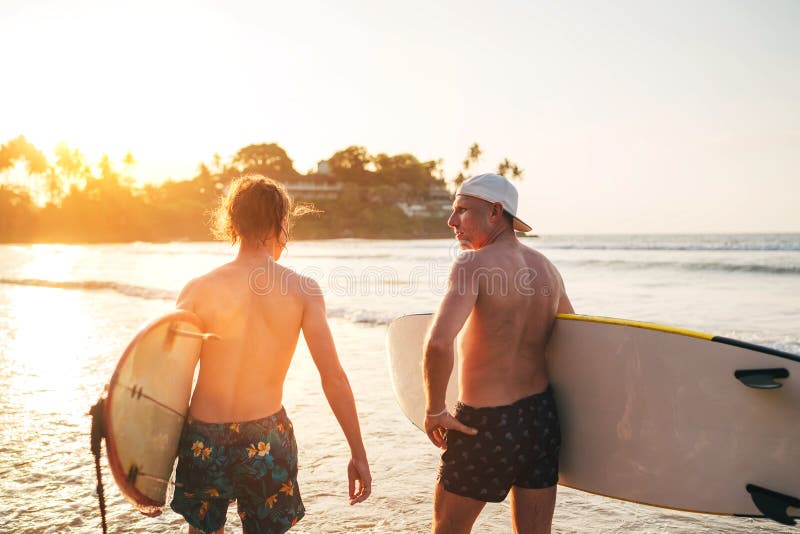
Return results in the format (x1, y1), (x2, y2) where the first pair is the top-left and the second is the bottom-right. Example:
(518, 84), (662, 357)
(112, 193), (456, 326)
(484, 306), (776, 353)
(513, 217), (532, 233)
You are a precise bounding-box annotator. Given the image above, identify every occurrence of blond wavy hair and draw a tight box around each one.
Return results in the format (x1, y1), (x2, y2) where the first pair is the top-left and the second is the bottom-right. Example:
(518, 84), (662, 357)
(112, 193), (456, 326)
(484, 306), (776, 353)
(211, 175), (315, 247)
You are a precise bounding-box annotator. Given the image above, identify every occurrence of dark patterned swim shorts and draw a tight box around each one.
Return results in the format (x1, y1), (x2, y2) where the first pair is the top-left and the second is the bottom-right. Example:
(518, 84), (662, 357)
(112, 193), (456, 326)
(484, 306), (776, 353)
(170, 407), (304, 533)
(438, 387), (561, 502)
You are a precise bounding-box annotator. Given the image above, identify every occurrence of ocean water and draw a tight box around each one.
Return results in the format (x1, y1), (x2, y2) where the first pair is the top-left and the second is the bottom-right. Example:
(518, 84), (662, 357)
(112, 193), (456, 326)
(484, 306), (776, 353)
(0, 234), (798, 533)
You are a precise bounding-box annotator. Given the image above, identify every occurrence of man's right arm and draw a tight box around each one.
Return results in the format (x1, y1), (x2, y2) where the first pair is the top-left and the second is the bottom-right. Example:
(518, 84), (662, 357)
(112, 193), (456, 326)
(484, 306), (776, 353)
(423, 255), (480, 447)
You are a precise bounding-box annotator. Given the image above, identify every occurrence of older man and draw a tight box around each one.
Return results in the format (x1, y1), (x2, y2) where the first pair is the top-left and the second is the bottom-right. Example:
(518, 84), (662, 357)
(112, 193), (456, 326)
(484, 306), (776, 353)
(424, 173), (573, 533)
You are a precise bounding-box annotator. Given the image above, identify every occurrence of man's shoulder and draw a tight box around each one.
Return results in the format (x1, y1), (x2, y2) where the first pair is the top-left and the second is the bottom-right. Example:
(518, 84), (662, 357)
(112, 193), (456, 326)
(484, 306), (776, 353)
(475, 241), (562, 279)
(514, 241), (554, 265)
(467, 241), (520, 266)
(451, 249), (488, 274)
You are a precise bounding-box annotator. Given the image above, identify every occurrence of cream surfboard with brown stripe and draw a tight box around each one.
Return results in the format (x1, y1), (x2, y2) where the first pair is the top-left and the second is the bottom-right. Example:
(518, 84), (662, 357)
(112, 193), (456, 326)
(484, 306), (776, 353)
(103, 310), (212, 515)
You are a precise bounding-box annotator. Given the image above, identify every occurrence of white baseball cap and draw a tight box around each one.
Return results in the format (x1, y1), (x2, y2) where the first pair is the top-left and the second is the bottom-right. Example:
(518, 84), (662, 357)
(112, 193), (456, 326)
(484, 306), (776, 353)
(456, 173), (532, 233)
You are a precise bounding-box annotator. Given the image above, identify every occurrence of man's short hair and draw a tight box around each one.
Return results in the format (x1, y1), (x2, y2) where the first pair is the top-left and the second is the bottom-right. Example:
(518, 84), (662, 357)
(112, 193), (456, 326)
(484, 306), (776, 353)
(502, 211), (515, 230)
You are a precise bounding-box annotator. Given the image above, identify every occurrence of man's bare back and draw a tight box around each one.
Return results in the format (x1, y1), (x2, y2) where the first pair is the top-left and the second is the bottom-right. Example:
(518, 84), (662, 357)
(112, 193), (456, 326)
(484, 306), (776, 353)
(457, 240), (570, 407)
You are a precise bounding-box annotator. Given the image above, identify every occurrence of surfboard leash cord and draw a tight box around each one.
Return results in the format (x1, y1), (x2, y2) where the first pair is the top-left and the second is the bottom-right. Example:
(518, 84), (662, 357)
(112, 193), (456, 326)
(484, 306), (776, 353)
(90, 397), (108, 534)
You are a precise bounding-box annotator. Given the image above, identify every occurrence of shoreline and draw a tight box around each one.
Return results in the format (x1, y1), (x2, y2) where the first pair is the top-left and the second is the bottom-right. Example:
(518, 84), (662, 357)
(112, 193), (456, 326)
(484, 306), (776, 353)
(2, 231), (800, 247)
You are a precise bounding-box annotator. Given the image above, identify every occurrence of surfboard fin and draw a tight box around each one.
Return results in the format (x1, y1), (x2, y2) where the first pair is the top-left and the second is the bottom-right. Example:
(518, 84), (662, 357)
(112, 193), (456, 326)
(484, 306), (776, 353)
(734, 368), (789, 389)
(746, 484), (800, 525)
(127, 464), (139, 484)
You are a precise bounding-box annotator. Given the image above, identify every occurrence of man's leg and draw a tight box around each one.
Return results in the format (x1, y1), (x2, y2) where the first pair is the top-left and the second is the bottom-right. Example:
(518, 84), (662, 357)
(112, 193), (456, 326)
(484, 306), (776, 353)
(187, 525), (223, 534)
(509, 485), (556, 534)
(432, 483), (486, 534)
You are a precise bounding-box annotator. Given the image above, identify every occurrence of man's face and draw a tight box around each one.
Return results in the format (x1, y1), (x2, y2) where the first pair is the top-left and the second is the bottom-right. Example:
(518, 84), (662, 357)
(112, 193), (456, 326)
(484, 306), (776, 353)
(447, 195), (494, 250)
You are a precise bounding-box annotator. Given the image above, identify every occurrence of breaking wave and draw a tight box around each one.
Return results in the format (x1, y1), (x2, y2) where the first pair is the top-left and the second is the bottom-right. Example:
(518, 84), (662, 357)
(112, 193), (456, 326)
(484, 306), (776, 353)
(561, 260), (800, 276)
(0, 278), (177, 301)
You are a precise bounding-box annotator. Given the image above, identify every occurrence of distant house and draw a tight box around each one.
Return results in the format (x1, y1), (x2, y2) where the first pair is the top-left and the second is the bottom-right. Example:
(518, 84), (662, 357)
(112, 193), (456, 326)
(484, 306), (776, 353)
(429, 183), (453, 211)
(397, 183), (453, 217)
(397, 202), (430, 217)
(286, 176), (342, 200)
(316, 160), (332, 176)
(286, 160), (342, 200)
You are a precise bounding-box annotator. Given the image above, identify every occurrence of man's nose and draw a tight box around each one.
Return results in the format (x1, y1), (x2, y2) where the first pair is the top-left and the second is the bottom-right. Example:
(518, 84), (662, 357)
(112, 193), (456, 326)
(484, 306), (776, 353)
(447, 213), (457, 227)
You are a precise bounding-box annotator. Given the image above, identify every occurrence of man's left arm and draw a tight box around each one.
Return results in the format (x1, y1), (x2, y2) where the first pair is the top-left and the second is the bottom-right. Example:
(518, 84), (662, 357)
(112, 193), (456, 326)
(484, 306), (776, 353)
(423, 256), (480, 447)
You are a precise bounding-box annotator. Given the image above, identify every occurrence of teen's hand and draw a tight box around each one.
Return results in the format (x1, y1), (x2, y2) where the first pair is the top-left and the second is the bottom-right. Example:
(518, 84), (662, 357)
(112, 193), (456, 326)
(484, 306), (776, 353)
(347, 456), (372, 505)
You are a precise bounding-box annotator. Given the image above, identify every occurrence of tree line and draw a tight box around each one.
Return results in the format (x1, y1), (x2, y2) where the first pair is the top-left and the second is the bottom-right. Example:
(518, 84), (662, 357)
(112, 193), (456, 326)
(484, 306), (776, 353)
(0, 136), (522, 243)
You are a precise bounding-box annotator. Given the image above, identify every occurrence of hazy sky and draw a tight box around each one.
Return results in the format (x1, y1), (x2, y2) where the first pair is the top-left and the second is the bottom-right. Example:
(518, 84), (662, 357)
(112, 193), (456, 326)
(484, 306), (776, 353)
(2, 0), (798, 234)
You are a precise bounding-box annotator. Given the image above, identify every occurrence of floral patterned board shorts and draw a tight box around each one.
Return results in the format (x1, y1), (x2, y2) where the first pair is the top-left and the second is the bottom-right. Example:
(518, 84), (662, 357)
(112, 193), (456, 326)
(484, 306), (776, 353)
(170, 407), (304, 534)
(438, 387), (561, 503)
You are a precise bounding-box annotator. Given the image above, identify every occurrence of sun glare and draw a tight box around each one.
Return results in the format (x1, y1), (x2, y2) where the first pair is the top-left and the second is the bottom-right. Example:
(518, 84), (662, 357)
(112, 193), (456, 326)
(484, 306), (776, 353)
(20, 245), (84, 282)
(5, 285), (93, 418)
(2, 246), (93, 423)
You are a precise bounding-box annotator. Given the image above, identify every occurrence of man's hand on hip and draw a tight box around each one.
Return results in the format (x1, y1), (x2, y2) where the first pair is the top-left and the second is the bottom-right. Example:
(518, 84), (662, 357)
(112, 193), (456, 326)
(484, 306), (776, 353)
(424, 412), (478, 449)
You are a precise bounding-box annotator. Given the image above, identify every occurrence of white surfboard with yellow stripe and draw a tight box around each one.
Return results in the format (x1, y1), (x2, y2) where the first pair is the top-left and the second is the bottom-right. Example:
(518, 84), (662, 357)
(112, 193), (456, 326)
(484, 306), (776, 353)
(386, 313), (800, 525)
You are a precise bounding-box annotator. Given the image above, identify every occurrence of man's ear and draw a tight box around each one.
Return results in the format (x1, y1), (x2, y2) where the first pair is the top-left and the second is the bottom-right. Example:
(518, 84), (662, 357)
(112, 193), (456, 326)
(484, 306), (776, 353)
(490, 202), (503, 219)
